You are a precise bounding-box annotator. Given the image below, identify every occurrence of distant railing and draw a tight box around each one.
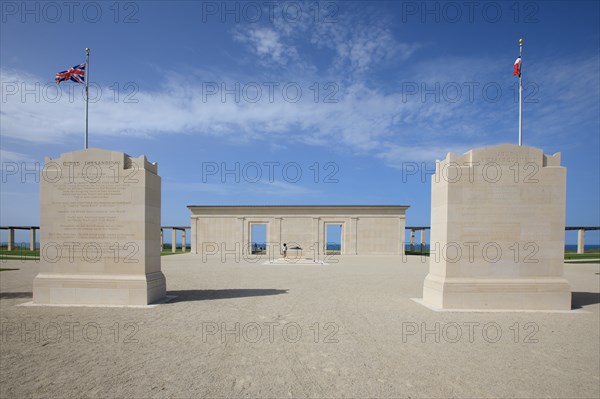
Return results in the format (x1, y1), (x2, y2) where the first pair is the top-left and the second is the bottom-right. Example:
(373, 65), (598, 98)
(1, 225), (598, 254)
(0, 225), (190, 253)
(404, 226), (599, 254)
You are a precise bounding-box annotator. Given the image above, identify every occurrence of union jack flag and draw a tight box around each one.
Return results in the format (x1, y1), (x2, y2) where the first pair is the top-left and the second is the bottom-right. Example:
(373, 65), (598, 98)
(55, 63), (85, 84)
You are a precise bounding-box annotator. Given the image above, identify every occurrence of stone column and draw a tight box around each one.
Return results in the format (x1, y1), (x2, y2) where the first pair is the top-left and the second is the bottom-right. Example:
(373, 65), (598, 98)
(397, 219), (402, 255)
(160, 228), (164, 252)
(182, 229), (187, 253)
(349, 217), (358, 255)
(421, 144), (570, 311)
(30, 228), (36, 251)
(577, 229), (585, 254)
(420, 229), (427, 253)
(311, 217), (320, 257)
(190, 218), (197, 254)
(268, 217), (282, 257)
(7, 228), (14, 251)
(33, 148), (166, 306)
(410, 229), (415, 252)
(238, 218), (245, 256)
(172, 228), (177, 253)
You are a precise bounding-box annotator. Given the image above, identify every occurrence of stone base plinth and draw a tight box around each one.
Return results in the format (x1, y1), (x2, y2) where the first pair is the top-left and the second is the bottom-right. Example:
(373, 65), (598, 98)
(33, 271), (166, 306)
(422, 274), (571, 311)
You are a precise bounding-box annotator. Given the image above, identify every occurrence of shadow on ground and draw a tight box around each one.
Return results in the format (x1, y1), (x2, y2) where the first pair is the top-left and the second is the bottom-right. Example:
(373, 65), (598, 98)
(167, 289), (288, 303)
(571, 292), (600, 310)
(3, 290), (595, 309)
(0, 292), (32, 299)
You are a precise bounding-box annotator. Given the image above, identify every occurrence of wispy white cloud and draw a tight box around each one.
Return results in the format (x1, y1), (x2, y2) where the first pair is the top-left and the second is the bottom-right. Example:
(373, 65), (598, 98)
(165, 179), (315, 198)
(231, 2), (419, 77)
(0, 149), (34, 164)
(233, 26), (299, 66)
(1, 51), (597, 167)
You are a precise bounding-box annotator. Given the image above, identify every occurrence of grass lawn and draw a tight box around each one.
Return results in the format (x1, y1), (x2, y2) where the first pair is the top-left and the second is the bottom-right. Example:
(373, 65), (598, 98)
(1, 245), (192, 259)
(564, 249), (600, 264)
(1, 245), (597, 262)
(0, 245), (40, 257)
(406, 249), (599, 263)
(405, 250), (430, 256)
(564, 250), (600, 259)
(0, 245), (40, 261)
(161, 245), (191, 256)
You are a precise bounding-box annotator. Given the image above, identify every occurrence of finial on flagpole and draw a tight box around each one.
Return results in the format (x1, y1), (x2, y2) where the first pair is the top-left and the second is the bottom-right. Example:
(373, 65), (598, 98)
(519, 38), (523, 45)
(86, 48), (90, 54)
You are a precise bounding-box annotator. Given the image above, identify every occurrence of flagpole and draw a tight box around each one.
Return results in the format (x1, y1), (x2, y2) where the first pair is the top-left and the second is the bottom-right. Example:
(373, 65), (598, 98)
(518, 38), (523, 146)
(85, 48), (90, 149)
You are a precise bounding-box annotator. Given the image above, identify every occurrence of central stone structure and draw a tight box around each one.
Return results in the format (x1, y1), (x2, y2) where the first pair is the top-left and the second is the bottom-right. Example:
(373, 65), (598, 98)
(33, 149), (166, 306)
(421, 144), (571, 310)
(188, 205), (408, 257)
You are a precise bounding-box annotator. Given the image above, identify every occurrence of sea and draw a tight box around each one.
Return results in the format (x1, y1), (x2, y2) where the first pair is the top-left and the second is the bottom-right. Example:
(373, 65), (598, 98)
(404, 244), (600, 251)
(1, 243), (598, 252)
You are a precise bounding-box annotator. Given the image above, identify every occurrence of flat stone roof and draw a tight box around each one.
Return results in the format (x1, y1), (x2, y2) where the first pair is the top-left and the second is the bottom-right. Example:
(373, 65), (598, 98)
(187, 205), (410, 208)
(188, 205), (409, 216)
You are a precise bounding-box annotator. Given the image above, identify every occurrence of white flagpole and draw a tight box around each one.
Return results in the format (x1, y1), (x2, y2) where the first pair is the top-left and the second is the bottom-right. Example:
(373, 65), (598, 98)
(85, 47), (90, 149)
(518, 38), (523, 146)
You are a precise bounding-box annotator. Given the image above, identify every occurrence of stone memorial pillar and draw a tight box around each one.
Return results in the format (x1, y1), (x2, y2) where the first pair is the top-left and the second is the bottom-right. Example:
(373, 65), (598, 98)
(33, 148), (166, 306)
(7, 228), (14, 251)
(421, 144), (571, 310)
(577, 229), (585, 254)
(30, 228), (36, 251)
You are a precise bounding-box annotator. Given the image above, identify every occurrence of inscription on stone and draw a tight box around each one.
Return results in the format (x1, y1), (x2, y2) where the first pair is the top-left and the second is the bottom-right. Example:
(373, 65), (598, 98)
(33, 148), (166, 306)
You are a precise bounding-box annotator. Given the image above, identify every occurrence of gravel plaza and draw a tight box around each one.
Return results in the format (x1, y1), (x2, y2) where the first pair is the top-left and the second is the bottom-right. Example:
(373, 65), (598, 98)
(1, 254), (598, 398)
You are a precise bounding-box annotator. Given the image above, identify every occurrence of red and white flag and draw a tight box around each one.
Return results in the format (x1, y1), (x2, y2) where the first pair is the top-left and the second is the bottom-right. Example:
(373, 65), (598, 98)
(513, 56), (522, 76)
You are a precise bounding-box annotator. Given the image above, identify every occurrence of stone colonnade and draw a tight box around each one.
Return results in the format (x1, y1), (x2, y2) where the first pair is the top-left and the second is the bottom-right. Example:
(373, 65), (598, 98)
(160, 226), (188, 253)
(1, 226), (596, 254)
(0, 226), (39, 251)
(407, 227), (429, 252)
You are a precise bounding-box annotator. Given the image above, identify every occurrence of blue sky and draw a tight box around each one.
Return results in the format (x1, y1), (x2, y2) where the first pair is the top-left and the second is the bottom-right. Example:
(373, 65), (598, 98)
(1, 1), (599, 245)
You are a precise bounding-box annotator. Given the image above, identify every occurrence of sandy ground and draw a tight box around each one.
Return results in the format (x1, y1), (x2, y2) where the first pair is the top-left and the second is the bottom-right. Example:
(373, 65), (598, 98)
(0, 255), (598, 398)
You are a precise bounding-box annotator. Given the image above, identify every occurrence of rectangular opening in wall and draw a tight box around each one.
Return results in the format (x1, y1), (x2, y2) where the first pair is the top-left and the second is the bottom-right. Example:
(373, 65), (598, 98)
(250, 223), (267, 255)
(325, 223), (342, 255)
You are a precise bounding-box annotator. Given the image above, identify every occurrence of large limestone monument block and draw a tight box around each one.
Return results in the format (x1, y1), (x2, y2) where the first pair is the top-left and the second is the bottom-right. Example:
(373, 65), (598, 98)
(33, 148), (166, 306)
(421, 144), (571, 311)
